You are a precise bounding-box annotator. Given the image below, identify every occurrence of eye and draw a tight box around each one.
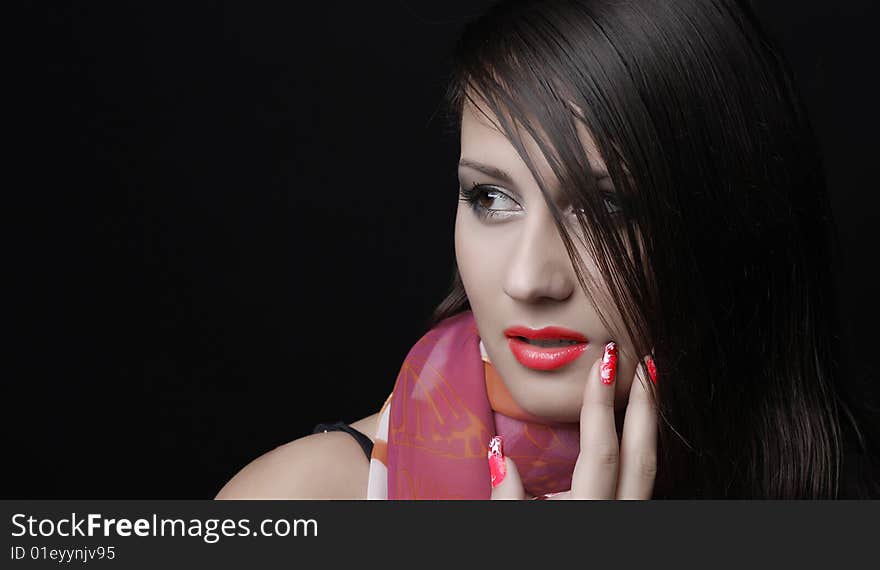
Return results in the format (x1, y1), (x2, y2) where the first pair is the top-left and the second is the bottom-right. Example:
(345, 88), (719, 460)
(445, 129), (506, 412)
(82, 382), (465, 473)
(567, 192), (624, 217)
(600, 191), (623, 215)
(458, 183), (522, 221)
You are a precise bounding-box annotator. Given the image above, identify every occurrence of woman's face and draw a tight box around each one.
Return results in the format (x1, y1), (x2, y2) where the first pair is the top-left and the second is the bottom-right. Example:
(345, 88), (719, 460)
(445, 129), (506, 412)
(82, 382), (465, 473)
(455, 99), (638, 423)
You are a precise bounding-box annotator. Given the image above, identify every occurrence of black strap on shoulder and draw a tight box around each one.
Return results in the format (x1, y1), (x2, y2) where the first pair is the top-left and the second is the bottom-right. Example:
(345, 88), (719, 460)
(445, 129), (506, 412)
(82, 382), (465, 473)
(312, 420), (374, 461)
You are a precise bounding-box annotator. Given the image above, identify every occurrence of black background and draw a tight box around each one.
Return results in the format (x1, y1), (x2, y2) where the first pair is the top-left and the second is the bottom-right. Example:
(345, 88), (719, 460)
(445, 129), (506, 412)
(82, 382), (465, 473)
(8, 1), (877, 498)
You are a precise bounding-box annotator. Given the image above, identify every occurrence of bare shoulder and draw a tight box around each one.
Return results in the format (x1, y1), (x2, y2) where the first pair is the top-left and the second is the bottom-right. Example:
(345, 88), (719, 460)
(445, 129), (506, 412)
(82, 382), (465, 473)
(214, 413), (380, 500)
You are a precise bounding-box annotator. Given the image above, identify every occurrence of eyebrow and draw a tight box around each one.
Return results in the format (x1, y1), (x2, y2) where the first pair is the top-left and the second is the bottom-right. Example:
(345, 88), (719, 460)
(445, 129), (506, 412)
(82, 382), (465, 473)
(457, 158), (610, 184)
(457, 159), (516, 184)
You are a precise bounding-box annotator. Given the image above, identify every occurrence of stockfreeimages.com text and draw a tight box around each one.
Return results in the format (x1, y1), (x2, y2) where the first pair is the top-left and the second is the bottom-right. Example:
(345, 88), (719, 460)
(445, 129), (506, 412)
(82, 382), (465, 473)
(11, 513), (317, 544)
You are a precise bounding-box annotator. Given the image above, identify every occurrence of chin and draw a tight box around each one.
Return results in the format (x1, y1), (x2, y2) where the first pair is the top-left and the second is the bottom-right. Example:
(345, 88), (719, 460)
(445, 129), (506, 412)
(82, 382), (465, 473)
(506, 373), (585, 423)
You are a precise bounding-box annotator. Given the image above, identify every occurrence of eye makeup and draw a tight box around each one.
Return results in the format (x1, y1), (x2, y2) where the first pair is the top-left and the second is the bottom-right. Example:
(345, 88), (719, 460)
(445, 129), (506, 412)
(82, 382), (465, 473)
(459, 181), (624, 221)
(458, 182), (522, 221)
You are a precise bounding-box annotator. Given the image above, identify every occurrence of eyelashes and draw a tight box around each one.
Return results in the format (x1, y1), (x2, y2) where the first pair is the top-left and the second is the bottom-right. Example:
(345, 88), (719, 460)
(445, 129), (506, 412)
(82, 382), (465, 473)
(459, 182), (623, 222)
(458, 182), (520, 221)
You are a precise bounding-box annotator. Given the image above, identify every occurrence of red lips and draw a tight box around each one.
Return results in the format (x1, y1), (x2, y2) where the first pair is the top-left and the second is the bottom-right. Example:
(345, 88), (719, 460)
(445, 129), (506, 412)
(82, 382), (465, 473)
(503, 326), (589, 371)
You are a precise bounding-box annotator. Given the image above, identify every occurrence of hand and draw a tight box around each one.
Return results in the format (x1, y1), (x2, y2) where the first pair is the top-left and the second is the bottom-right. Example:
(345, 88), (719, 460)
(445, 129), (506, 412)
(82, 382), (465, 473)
(489, 343), (658, 500)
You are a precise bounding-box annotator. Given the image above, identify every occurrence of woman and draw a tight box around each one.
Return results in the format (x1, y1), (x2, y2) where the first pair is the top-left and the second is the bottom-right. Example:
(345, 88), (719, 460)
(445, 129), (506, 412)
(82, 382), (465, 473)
(216, 0), (878, 499)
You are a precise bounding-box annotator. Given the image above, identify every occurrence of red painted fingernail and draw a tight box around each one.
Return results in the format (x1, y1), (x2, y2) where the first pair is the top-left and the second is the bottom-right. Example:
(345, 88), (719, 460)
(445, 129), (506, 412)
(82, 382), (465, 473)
(646, 356), (657, 385)
(600, 341), (617, 385)
(487, 435), (507, 488)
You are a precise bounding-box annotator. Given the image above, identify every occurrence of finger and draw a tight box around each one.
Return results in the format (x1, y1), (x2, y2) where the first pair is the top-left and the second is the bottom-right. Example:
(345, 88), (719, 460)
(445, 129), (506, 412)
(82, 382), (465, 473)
(488, 435), (526, 500)
(616, 356), (659, 499)
(570, 341), (620, 499)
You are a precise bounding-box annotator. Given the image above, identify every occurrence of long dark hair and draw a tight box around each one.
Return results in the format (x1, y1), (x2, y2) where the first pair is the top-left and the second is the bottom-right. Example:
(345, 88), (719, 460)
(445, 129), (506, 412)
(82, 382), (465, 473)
(429, 0), (877, 498)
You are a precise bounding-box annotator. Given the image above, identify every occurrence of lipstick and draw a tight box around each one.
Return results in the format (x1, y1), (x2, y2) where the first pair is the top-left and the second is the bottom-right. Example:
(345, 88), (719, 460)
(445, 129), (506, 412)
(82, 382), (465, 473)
(503, 325), (589, 371)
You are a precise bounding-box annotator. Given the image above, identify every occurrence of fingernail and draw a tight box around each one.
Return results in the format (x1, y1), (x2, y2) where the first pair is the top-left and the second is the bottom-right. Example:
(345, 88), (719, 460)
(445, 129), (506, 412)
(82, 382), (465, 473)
(600, 341), (617, 385)
(646, 356), (657, 385)
(487, 435), (507, 488)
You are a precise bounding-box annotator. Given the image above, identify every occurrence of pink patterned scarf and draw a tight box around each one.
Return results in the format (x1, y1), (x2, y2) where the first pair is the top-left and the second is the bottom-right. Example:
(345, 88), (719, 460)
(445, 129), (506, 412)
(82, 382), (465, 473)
(366, 310), (581, 499)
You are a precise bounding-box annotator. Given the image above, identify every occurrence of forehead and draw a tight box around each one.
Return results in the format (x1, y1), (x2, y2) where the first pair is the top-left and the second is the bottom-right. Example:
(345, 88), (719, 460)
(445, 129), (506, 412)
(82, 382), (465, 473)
(459, 96), (608, 184)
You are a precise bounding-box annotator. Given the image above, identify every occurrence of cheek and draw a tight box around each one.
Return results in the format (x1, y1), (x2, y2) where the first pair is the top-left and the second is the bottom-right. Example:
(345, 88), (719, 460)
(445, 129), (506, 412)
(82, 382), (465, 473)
(569, 239), (628, 334)
(454, 209), (500, 308)
(453, 207), (472, 283)
(614, 357), (638, 409)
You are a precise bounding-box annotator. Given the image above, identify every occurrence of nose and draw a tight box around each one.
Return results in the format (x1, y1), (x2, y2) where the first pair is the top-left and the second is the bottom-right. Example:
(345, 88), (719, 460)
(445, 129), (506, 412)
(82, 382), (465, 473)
(502, 207), (576, 304)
